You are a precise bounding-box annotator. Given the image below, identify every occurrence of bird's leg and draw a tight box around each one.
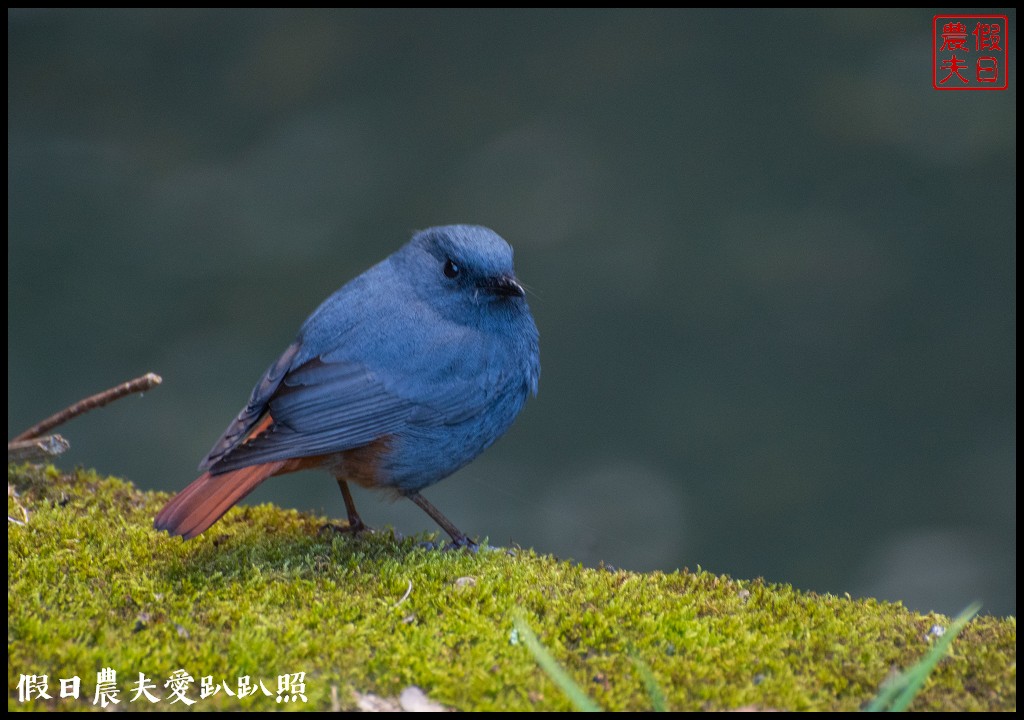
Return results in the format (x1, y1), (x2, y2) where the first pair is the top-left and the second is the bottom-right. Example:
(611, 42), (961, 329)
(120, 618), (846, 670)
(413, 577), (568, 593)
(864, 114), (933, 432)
(337, 478), (367, 531)
(320, 476), (369, 534)
(407, 491), (472, 547)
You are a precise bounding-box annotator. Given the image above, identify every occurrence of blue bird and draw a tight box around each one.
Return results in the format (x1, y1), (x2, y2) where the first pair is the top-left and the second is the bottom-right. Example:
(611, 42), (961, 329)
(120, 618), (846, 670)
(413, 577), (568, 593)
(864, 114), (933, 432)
(154, 225), (539, 545)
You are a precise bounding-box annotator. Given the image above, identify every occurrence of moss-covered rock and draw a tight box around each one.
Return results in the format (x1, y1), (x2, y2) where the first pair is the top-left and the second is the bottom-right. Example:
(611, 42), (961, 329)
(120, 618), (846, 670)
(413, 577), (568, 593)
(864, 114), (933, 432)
(8, 464), (1016, 711)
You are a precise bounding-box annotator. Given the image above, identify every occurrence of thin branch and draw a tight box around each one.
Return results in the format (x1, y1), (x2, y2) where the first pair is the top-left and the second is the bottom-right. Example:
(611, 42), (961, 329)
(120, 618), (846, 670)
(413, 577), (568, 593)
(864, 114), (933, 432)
(11, 373), (162, 442)
(7, 434), (70, 463)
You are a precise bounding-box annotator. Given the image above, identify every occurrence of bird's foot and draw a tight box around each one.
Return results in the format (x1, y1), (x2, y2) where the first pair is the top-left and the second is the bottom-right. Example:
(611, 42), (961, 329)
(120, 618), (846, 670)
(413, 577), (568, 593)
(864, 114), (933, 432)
(448, 534), (479, 552)
(318, 519), (372, 536)
(418, 535), (481, 553)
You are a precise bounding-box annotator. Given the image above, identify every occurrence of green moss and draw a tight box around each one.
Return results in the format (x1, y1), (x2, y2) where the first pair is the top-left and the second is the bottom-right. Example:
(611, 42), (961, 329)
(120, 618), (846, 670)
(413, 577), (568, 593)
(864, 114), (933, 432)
(8, 464), (1016, 711)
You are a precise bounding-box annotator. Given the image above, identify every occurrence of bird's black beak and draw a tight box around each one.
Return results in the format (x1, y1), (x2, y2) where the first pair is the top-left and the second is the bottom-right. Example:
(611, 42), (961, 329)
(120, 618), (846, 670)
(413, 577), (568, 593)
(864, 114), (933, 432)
(478, 275), (526, 298)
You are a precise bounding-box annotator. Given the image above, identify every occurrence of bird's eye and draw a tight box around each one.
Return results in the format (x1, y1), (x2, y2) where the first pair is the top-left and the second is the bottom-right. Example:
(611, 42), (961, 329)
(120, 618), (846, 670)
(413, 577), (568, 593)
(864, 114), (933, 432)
(443, 258), (460, 279)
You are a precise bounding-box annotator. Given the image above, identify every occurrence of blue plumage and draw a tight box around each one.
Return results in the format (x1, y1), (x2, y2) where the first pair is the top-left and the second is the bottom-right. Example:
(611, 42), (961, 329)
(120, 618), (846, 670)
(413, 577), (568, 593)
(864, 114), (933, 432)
(156, 225), (539, 544)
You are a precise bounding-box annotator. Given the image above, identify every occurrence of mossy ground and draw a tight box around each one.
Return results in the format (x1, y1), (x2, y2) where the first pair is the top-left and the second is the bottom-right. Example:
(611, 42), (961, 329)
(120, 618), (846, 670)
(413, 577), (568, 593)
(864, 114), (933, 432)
(8, 464), (1016, 711)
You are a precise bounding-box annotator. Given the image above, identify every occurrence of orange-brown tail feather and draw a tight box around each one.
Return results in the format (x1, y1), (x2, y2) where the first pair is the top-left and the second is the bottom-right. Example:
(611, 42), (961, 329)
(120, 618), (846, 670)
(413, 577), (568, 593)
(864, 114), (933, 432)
(154, 461), (286, 540)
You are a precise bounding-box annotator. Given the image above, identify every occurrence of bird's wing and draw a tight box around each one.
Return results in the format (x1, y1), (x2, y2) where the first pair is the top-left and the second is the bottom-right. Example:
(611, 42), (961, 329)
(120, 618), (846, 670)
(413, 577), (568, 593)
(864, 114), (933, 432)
(206, 322), (514, 473)
(198, 341), (301, 471)
(207, 352), (425, 473)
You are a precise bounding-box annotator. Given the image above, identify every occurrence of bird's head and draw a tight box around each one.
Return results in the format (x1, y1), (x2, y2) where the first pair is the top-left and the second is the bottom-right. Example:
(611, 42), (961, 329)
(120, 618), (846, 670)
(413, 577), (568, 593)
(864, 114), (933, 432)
(398, 225), (529, 314)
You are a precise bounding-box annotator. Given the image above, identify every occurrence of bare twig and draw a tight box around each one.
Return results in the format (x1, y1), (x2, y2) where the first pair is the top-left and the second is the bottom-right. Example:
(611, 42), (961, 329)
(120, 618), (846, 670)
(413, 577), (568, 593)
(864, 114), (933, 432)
(10, 373), (162, 443)
(7, 434), (70, 463)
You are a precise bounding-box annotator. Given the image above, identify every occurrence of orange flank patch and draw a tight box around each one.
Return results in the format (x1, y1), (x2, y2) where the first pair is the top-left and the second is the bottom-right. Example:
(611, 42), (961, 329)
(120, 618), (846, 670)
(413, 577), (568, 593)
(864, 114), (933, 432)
(275, 436), (392, 489)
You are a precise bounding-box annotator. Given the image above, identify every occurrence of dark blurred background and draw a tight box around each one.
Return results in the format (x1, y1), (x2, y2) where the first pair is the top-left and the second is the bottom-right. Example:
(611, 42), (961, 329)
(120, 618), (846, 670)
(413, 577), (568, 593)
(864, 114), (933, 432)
(8, 9), (1016, 616)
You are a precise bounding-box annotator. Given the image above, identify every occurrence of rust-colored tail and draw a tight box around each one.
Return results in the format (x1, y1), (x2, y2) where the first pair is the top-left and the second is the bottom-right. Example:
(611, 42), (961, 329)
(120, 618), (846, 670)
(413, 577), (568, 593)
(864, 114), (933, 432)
(154, 461), (286, 540)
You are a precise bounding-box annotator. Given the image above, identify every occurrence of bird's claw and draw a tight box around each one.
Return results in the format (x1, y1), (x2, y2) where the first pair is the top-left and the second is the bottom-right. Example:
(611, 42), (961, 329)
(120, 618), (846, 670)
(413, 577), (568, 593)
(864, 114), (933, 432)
(417, 536), (480, 552)
(318, 520), (372, 536)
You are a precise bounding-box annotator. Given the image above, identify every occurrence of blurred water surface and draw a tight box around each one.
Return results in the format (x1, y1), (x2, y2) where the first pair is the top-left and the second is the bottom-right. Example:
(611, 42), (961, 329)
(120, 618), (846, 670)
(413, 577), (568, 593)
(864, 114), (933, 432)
(8, 9), (1016, 615)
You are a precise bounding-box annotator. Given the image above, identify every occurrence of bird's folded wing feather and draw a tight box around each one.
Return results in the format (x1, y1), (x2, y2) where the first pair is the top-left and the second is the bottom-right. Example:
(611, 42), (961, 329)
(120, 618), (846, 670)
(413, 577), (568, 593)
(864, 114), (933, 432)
(198, 341), (301, 471)
(206, 354), (418, 472)
(204, 333), (505, 473)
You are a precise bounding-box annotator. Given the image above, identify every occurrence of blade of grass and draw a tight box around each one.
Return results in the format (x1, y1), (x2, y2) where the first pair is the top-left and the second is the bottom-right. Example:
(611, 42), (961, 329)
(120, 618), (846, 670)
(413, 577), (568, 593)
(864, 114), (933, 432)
(630, 653), (667, 711)
(865, 602), (982, 712)
(512, 614), (603, 712)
